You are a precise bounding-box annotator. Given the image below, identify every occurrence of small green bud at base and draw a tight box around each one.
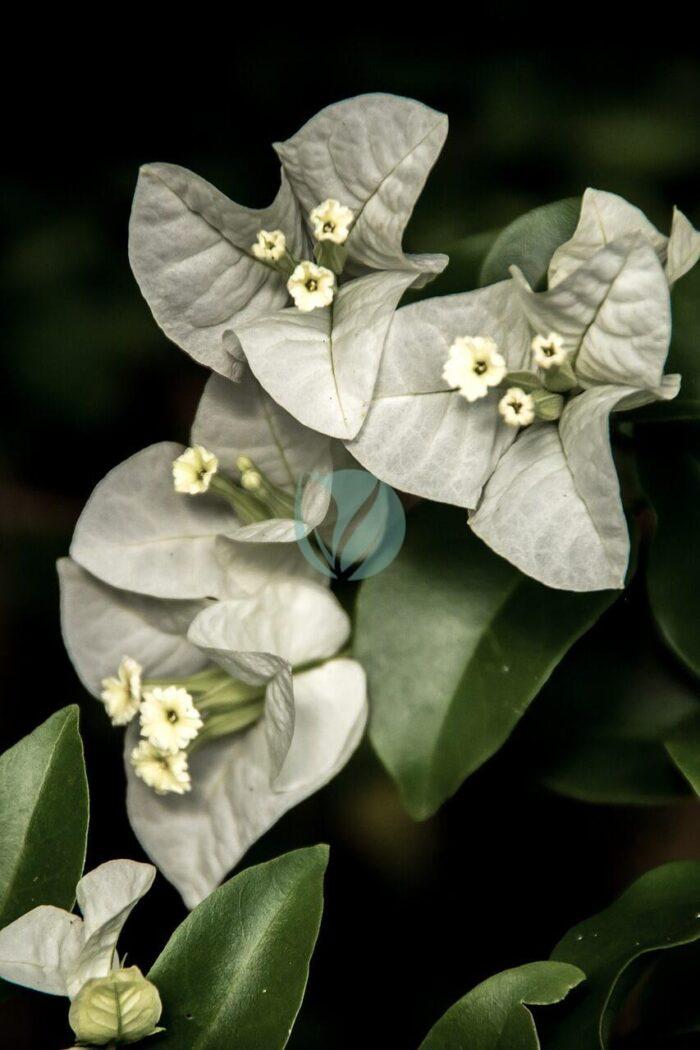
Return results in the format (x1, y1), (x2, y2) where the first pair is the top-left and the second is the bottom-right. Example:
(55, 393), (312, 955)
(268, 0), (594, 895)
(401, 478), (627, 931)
(314, 239), (348, 275)
(69, 966), (163, 1046)
(542, 357), (578, 393)
(503, 370), (543, 393)
(531, 388), (565, 421)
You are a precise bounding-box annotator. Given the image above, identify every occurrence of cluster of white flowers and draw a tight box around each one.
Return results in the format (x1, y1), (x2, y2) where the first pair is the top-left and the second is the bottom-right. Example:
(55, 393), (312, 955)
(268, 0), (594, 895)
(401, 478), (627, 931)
(250, 197), (355, 313)
(441, 329), (570, 429)
(101, 658), (203, 795)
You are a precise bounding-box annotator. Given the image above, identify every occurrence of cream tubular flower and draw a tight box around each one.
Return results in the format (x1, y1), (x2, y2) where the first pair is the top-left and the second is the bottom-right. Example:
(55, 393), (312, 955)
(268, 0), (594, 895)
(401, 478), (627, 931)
(309, 199), (354, 244)
(139, 686), (203, 753)
(172, 444), (219, 495)
(498, 387), (536, 428)
(532, 331), (567, 370)
(130, 740), (191, 795)
(442, 336), (507, 402)
(251, 228), (287, 262)
(100, 656), (142, 726)
(287, 261), (335, 312)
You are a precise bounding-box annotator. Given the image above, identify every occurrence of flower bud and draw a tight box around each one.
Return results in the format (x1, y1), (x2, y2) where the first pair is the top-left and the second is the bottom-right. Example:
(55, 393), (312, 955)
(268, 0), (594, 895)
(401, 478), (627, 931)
(69, 966), (163, 1046)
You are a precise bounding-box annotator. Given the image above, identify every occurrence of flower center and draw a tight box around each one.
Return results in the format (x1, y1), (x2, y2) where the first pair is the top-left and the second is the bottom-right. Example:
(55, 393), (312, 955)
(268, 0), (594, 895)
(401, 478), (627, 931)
(542, 344), (556, 357)
(473, 360), (488, 375)
(509, 399), (522, 413)
(306, 278), (318, 291)
(166, 709), (178, 724)
(323, 221), (335, 233)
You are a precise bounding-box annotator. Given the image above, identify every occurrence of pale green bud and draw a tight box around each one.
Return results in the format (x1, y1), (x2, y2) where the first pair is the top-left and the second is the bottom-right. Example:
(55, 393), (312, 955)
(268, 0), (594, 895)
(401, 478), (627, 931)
(531, 388), (565, 421)
(542, 357), (578, 393)
(69, 966), (163, 1046)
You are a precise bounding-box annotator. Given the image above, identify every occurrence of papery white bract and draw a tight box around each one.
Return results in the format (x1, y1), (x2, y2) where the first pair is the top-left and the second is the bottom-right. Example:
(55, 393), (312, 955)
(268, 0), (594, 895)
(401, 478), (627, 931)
(0, 861), (155, 999)
(347, 280), (531, 508)
(470, 234), (679, 591)
(125, 579), (368, 908)
(129, 94), (448, 445)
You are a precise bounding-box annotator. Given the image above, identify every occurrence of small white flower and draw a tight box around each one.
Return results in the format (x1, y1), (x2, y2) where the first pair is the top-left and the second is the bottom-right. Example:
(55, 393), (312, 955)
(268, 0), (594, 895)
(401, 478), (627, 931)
(251, 229), (287, 262)
(309, 199), (354, 244)
(172, 445), (219, 495)
(287, 261), (335, 312)
(498, 387), (536, 428)
(100, 657), (142, 726)
(139, 686), (203, 754)
(443, 336), (507, 402)
(130, 740), (191, 795)
(531, 331), (567, 370)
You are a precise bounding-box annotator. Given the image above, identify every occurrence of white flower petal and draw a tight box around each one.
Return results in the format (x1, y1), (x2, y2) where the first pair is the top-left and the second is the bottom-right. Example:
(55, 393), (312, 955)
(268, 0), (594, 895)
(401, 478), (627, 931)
(129, 163), (305, 378)
(512, 235), (671, 391)
(666, 207), (700, 286)
(191, 371), (332, 539)
(347, 280), (531, 508)
(124, 658), (367, 908)
(70, 861), (155, 998)
(70, 443), (241, 599)
(0, 906), (83, 996)
(188, 579), (350, 668)
(274, 94), (448, 281)
(548, 188), (668, 287)
(236, 270), (416, 440)
(470, 380), (677, 592)
(58, 558), (208, 698)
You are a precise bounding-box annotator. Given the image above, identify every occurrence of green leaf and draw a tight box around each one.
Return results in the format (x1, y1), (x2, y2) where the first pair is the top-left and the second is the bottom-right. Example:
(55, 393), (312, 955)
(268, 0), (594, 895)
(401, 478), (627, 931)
(354, 504), (614, 820)
(527, 598), (697, 805)
(0, 706), (88, 932)
(427, 229), (500, 297)
(149, 845), (328, 1050)
(479, 197), (581, 289)
(638, 438), (700, 678)
(631, 264), (700, 422)
(418, 961), (585, 1050)
(666, 716), (700, 795)
(550, 860), (700, 1050)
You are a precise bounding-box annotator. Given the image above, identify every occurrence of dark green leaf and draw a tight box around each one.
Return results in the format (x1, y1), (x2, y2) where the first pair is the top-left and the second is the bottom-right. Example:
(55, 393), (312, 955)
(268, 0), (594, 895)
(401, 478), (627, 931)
(666, 716), (700, 795)
(419, 961), (585, 1050)
(429, 229), (500, 296)
(354, 505), (614, 820)
(149, 846), (328, 1050)
(0, 706), (88, 931)
(527, 598), (697, 805)
(631, 264), (700, 422)
(550, 861), (700, 1050)
(479, 197), (581, 288)
(638, 439), (700, 677)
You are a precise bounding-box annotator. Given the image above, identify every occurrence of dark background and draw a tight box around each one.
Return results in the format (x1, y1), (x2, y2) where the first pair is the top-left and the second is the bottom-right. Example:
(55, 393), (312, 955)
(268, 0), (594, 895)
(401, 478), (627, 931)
(2, 39), (699, 1048)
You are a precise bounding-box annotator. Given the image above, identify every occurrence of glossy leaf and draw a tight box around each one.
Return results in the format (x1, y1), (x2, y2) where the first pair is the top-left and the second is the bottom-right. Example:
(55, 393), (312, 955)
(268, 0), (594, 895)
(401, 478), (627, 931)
(0, 707), (88, 933)
(479, 197), (580, 289)
(639, 440), (700, 677)
(149, 846), (328, 1049)
(550, 860), (700, 1050)
(419, 961), (584, 1050)
(355, 504), (614, 819)
(527, 596), (696, 805)
(666, 716), (700, 795)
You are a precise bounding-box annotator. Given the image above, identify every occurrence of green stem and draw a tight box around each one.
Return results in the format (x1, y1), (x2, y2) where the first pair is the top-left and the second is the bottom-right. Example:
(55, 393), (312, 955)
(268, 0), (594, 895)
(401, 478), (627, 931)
(210, 474), (269, 524)
(190, 701), (265, 752)
(144, 667), (227, 694)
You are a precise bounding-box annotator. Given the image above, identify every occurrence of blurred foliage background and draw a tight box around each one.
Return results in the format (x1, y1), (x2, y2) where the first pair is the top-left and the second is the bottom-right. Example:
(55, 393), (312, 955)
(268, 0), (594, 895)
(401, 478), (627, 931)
(1, 39), (699, 1047)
